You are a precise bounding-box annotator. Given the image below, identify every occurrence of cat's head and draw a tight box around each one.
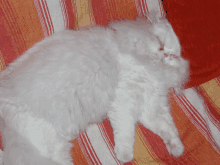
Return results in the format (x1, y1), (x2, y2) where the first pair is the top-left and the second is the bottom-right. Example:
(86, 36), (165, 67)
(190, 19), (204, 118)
(145, 11), (184, 67)
(109, 13), (183, 66)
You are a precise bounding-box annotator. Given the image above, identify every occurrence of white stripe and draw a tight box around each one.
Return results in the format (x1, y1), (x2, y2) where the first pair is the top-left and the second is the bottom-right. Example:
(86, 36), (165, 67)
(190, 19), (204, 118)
(86, 124), (121, 165)
(145, 0), (162, 16)
(45, 0), (65, 33)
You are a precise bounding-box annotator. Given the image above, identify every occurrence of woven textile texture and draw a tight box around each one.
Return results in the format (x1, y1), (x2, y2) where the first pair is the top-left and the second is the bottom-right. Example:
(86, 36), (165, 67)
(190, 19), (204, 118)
(0, 0), (219, 164)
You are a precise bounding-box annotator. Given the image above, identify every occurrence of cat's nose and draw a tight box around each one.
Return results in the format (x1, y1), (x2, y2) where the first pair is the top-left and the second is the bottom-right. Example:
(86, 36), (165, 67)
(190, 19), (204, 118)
(164, 53), (168, 57)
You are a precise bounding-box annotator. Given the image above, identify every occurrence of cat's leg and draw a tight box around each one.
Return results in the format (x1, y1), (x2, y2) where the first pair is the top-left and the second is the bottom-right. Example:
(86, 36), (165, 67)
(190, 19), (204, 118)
(139, 95), (184, 157)
(108, 89), (136, 163)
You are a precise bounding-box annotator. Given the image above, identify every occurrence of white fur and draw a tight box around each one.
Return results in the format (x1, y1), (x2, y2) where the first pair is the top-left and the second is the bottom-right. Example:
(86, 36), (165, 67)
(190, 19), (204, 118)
(0, 12), (189, 164)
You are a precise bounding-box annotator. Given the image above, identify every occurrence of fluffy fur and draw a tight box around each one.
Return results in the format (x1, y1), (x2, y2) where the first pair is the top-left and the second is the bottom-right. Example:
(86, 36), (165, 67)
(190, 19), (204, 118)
(0, 12), (189, 165)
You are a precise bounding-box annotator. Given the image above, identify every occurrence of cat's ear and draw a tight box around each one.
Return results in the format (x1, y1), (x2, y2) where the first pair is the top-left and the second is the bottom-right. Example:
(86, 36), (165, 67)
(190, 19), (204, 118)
(145, 10), (163, 24)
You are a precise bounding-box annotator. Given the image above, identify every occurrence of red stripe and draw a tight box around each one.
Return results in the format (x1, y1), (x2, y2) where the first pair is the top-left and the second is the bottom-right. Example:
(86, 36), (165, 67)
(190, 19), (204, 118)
(63, 0), (75, 29)
(0, 16), (17, 66)
(91, 0), (109, 26)
(1, 0), (26, 57)
(102, 120), (115, 146)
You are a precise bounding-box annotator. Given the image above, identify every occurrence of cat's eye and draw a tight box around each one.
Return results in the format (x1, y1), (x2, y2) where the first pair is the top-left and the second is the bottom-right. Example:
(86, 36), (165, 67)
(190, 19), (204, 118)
(159, 47), (164, 51)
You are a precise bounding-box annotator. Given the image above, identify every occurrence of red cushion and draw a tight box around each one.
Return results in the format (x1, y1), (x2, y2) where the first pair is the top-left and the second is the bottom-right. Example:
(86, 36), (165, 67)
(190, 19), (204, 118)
(163, 0), (220, 88)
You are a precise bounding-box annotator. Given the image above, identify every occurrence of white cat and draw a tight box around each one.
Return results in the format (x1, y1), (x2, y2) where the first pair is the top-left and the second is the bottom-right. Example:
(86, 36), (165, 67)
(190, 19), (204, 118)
(0, 12), (188, 165)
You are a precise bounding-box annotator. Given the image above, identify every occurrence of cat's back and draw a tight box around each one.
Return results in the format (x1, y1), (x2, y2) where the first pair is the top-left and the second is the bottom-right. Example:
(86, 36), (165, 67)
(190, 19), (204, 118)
(0, 26), (118, 93)
(0, 26), (119, 110)
(0, 25), (120, 136)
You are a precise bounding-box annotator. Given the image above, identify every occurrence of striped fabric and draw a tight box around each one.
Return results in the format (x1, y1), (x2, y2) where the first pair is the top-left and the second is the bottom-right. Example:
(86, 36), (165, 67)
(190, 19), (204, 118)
(0, 0), (219, 164)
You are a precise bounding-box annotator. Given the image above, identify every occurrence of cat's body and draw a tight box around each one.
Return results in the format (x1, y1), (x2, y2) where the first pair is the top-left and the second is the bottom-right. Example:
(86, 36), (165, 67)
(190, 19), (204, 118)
(0, 13), (189, 165)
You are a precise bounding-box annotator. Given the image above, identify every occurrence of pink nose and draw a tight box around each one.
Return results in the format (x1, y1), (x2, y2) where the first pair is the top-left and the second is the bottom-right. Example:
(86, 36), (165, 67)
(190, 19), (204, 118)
(164, 53), (168, 57)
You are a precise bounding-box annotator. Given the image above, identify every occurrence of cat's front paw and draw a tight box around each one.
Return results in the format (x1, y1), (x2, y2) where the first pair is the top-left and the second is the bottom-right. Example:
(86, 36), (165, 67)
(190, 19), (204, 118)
(114, 144), (134, 163)
(165, 137), (184, 157)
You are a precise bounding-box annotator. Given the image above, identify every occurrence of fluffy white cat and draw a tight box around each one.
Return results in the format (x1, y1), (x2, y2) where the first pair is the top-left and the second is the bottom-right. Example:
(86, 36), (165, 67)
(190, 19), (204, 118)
(0, 12), (189, 165)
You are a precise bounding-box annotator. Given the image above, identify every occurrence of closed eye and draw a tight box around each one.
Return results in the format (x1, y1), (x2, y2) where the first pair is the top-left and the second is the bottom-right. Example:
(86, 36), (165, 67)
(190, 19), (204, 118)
(159, 47), (164, 51)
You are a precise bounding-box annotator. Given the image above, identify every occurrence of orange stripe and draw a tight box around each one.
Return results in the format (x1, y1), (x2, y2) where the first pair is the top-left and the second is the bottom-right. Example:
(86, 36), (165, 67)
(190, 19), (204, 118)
(170, 93), (220, 164)
(7, 0), (44, 50)
(0, 51), (6, 71)
(70, 139), (89, 165)
(179, 95), (220, 152)
(104, 0), (119, 21)
(135, 126), (161, 165)
(74, 0), (95, 29)
(103, 0), (137, 21)
(114, 0), (138, 19)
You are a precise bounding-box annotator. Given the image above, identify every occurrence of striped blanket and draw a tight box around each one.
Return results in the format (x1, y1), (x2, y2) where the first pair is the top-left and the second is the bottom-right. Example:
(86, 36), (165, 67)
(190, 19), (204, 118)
(0, 0), (220, 164)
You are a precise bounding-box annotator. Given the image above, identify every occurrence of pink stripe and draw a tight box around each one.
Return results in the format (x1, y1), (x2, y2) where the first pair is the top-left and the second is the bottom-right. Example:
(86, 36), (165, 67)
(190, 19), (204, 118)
(80, 133), (100, 165)
(135, 0), (148, 15)
(84, 133), (102, 165)
(158, 0), (165, 16)
(60, 0), (68, 28)
(99, 123), (114, 149)
(205, 104), (220, 132)
(77, 134), (93, 165)
(34, 0), (49, 36)
(42, 0), (54, 34)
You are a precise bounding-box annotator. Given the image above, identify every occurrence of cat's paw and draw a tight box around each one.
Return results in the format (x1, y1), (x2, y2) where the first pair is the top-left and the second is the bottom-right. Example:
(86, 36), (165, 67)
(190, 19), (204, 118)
(165, 137), (184, 157)
(114, 144), (134, 163)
